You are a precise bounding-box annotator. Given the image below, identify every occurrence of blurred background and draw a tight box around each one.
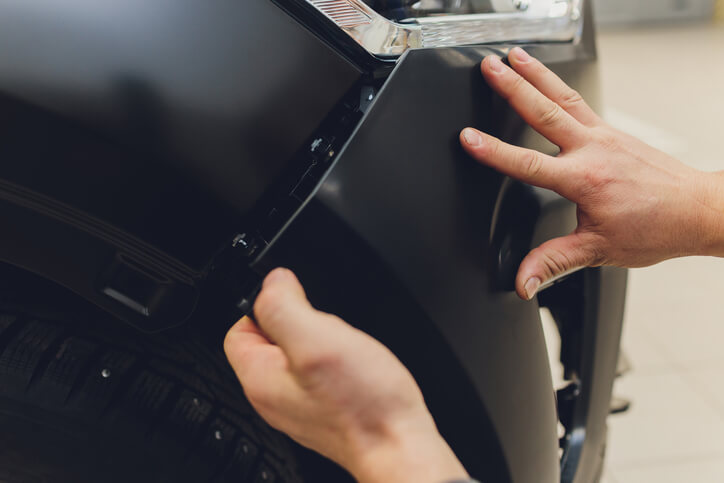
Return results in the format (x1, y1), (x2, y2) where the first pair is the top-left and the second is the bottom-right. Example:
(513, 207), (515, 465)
(595, 0), (718, 25)
(584, 1), (724, 481)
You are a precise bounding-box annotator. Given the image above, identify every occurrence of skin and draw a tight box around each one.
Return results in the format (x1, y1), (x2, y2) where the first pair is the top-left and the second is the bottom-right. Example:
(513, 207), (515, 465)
(461, 47), (724, 300)
(225, 47), (724, 480)
(225, 268), (468, 483)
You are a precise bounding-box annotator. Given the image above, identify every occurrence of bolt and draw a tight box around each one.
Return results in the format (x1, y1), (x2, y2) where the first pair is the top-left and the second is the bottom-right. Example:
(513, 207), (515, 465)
(101, 368), (111, 379)
(237, 297), (253, 313)
(232, 233), (249, 249)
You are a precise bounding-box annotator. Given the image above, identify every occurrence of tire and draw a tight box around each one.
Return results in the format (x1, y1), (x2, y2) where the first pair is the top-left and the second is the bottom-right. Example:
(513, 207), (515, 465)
(0, 267), (303, 483)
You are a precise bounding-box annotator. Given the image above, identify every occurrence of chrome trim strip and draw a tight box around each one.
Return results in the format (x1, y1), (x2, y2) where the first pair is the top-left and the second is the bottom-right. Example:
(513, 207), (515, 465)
(308, 0), (422, 56)
(420, 14), (578, 48)
(308, 0), (372, 27)
(305, 0), (583, 58)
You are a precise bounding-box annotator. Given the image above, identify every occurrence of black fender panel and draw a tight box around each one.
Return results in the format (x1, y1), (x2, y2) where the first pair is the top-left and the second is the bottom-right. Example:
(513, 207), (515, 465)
(0, 0), (361, 331)
(255, 38), (601, 480)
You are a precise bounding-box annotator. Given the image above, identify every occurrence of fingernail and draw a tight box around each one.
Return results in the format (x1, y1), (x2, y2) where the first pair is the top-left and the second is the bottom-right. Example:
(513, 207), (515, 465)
(511, 47), (532, 63)
(462, 128), (482, 147)
(524, 277), (541, 300)
(264, 267), (291, 286)
(487, 55), (505, 74)
(229, 316), (249, 334)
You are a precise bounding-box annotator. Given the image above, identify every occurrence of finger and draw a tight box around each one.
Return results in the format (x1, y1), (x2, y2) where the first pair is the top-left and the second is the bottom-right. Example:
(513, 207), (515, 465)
(224, 315), (272, 352)
(224, 317), (286, 385)
(262, 266), (308, 298)
(253, 268), (343, 363)
(225, 315), (314, 432)
(515, 233), (601, 300)
(225, 335), (302, 419)
(508, 47), (601, 127)
(460, 128), (576, 197)
(481, 55), (590, 150)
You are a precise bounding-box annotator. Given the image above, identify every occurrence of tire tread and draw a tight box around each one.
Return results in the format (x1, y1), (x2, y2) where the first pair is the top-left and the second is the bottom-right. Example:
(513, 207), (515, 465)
(0, 307), (302, 482)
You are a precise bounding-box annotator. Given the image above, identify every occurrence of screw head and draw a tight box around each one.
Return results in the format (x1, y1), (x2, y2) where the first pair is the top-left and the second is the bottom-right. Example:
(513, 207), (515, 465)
(101, 368), (111, 379)
(232, 233), (249, 249)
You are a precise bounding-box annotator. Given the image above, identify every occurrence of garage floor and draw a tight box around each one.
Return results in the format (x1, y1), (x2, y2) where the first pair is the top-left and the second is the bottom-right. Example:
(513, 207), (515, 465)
(593, 22), (724, 483)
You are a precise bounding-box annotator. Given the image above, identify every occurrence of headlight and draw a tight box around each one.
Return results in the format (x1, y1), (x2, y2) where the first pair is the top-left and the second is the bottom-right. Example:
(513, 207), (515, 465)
(305, 0), (583, 58)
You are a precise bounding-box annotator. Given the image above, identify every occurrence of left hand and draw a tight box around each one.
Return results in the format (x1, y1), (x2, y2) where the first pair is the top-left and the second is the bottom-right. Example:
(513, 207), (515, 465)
(224, 268), (468, 483)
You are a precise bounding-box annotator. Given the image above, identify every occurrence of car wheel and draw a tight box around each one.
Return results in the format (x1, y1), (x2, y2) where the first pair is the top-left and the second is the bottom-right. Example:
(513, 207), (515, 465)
(0, 265), (302, 483)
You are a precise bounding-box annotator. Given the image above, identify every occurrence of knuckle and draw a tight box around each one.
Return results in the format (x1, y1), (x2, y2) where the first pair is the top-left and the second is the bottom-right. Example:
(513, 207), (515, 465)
(587, 243), (607, 267)
(580, 166), (602, 185)
(244, 382), (271, 410)
(593, 128), (621, 151)
(296, 350), (342, 378)
(540, 251), (568, 278)
(538, 103), (563, 128)
(521, 150), (545, 179)
(559, 88), (584, 108)
(577, 168), (612, 199)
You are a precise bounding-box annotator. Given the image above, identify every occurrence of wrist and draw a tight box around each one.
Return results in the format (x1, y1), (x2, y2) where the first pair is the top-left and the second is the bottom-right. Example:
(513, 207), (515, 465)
(688, 170), (724, 257)
(345, 418), (469, 483)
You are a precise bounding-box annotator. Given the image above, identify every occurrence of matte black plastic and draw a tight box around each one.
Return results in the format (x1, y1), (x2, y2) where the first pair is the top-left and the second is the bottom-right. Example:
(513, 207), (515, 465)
(254, 35), (610, 480)
(0, 1), (627, 481)
(0, 0), (360, 330)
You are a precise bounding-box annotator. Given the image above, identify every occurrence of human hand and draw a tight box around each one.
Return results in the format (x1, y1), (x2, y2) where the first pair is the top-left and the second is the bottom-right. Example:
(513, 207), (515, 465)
(460, 47), (724, 300)
(224, 268), (468, 483)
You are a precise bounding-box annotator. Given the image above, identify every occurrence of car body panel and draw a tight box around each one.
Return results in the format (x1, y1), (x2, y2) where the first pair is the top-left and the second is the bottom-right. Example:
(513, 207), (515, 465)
(253, 24), (617, 479)
(0, 0), (360, 329)
(0, 1), (627, 482)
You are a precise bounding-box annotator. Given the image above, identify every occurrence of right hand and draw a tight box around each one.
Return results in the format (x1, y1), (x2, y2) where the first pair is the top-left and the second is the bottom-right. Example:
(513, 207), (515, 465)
(460, 47), (724, 300)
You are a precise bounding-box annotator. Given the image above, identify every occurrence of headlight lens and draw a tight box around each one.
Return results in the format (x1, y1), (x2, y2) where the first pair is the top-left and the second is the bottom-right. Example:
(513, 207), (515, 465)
(305, 0), (583, 58)
(362, 0), (526, 21)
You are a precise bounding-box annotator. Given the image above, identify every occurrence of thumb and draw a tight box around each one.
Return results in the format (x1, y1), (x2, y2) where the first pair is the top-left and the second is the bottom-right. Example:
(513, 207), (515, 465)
(253, 268), (315, 349)
(253, 268), (343, 363)
(515, 233), (600, 300)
